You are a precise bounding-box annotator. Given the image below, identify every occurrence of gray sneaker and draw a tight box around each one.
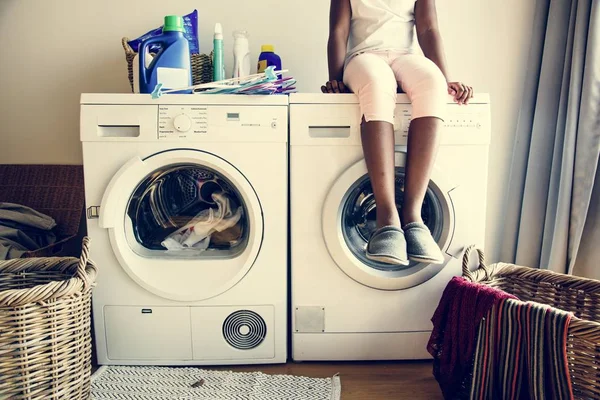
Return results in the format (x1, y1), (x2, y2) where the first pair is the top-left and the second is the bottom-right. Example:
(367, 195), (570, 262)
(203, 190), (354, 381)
(365, 226), (409, 266)
(403, 222), (444, 264)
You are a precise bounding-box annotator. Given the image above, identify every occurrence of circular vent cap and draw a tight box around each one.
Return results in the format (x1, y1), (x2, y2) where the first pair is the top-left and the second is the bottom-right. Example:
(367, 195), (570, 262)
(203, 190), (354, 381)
(222, 310), (267, 350)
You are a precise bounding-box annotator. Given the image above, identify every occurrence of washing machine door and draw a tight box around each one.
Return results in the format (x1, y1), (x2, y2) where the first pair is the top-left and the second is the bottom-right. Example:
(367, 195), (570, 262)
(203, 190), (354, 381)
(322, 151), (455, 290)
(99, 149), (263, 301)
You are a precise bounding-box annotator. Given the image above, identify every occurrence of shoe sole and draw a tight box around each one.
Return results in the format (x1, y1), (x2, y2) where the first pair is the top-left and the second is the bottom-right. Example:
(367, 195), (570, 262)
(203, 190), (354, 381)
(366, 251), (410, 266)
(408, 254), (445, 265)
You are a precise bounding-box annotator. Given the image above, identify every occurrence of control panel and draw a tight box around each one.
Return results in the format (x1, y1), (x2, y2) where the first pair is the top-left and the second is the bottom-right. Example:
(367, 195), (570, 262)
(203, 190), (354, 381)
(288, 101), (490, 146)
(157, 105), (283, 140)
(394, 105), (486, 139)
(159, 106), (208, 138)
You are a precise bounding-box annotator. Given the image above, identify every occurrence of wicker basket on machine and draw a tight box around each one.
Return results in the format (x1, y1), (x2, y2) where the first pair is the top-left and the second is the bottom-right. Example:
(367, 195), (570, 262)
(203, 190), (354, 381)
(462, 245), (600, 399)
(0, 238), (97, 400)
(122, 37), (213, 92)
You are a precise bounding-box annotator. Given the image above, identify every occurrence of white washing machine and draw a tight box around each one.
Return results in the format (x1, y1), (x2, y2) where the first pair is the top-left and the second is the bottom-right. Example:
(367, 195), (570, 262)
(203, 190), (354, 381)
(80, 94), (288, 365)
(290, 93), (490, 360)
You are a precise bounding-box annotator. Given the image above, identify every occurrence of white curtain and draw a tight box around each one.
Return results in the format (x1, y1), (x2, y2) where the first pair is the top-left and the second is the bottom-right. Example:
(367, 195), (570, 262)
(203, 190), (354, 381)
(501, 0), (600, 274)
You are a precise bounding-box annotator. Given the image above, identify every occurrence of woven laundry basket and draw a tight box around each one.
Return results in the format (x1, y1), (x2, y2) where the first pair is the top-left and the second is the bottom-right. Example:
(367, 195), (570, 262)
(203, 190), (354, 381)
(122, 37), (213, 92)
(0, 238), (97, 400)
(462, 246), (600, 399)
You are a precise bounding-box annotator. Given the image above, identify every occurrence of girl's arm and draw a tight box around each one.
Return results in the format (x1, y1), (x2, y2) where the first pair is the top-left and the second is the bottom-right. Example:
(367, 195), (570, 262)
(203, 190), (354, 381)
(323, 0), (352, 93)
(415, 0), (473, 104)
(415, 0), (449, 78)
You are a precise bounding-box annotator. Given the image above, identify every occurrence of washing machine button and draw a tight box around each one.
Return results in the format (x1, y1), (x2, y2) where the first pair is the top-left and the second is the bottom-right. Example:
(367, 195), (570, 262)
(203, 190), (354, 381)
(174, 114), (192, 132)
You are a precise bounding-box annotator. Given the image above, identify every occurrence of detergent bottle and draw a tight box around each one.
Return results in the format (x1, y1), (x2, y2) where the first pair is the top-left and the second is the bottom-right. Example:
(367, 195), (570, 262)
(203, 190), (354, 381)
(232, 30), (251, 78)
(256, 44), (281, 79)
(257, 45), (282, 75)
(139, 15), (192, 94)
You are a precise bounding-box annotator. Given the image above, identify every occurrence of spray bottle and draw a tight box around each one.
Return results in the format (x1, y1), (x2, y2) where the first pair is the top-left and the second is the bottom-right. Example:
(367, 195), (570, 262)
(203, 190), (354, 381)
(213, 23), (225, 81)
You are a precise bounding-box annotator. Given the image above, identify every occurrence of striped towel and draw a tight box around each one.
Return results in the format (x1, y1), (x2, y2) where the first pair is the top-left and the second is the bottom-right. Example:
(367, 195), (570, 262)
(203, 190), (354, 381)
(469, 299), (574, 400)
(427, 277), (517, 398)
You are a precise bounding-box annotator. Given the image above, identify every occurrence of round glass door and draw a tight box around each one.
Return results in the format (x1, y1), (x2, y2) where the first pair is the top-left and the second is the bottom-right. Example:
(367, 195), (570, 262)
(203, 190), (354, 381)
(126, 164), (249, 259)
(341, 168), (444, 271)
(100, 150), (263, 301)
(322, 152), (454, 290)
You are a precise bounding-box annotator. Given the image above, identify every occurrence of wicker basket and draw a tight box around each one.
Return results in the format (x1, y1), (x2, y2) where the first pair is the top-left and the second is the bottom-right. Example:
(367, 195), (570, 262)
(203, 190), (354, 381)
(122, 37), (213, 92)
(462, 246), (600, 399)
(0, 238), (97, 400)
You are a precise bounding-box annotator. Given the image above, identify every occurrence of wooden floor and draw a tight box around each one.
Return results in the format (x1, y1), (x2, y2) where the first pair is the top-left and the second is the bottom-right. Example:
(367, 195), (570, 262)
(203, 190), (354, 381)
(219, 361), (442, 399)
(92, 361), (441, 399)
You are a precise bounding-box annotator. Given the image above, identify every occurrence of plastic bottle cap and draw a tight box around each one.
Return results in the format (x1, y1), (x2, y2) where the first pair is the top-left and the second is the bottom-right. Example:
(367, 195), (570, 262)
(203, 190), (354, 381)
(163, 16), (184, 32)
(261, 44), (275, 53)
(214, 23), (223, 40)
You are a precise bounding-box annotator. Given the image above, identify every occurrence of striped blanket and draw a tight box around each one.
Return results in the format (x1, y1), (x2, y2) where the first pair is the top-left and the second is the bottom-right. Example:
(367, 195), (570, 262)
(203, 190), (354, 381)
(427, 277), (517, 398)
(468, 299), (573, 400)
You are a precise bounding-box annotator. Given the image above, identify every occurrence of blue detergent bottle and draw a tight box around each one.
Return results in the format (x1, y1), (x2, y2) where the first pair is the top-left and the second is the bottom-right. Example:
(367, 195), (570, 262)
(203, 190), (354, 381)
(257, 45), (282, 76)
(139, 15), (192, 94)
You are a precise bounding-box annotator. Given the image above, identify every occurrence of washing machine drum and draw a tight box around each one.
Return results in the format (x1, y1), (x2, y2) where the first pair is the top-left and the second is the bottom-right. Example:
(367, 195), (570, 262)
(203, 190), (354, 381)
(342, 169), (444, 271)
(127, 165), (246, 251)
(322, 152), (455, 291)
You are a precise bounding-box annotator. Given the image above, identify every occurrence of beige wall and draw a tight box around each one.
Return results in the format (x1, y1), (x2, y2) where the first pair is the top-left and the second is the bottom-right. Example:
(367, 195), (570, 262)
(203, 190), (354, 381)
(0, 0), (536, 262)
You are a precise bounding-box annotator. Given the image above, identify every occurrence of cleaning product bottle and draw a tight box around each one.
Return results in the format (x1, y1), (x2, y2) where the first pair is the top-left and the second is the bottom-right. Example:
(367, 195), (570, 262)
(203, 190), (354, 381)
(232, 30), (251, 79)
(139, 15), (192, 94)
(257, 45), (282, 75)
(132, 52), (153, 93)
(213, 23), (225, 81)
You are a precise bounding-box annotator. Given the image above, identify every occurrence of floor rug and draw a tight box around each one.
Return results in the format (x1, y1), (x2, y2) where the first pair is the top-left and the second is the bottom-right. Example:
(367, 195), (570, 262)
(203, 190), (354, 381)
(91, 365), (341, 400)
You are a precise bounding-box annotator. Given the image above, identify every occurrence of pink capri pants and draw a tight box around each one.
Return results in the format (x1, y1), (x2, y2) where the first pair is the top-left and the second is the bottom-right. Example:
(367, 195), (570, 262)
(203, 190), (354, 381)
(343, 51), (448, 124)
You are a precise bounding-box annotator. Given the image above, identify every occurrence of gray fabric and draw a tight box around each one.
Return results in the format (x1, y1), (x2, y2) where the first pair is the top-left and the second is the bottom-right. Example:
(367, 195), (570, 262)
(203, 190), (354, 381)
(403, 222), (444, 264)
(0, 202), (56, 259)
(501, 0), (600, 274)
(366, 226), (408, 265)
(573, 161), (600, 278)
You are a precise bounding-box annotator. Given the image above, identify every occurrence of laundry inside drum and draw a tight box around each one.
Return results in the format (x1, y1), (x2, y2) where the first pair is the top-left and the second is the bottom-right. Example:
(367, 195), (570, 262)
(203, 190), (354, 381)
(126, 164), (249, 257)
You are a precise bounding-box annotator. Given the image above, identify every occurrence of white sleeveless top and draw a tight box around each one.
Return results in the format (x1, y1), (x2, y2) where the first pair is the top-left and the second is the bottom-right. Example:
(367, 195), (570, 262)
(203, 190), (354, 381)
(347, 0), (417, 60)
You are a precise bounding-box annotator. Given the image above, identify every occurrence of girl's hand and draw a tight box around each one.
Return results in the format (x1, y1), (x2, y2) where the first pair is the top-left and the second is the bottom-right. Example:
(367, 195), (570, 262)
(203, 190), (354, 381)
(447, 82), (473, 105)
(321, 80), (350, 93)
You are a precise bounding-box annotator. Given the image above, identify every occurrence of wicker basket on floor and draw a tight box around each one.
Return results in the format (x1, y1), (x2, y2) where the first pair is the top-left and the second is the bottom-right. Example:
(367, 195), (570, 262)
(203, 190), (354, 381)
(462, 246), (600, 399)
(122, 37), (213, 92)
(0, 238), (97, 400)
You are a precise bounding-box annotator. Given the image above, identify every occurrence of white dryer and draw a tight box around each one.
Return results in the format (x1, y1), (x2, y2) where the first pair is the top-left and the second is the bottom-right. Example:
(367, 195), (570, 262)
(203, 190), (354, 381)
(290, 93), (491, 360)
(80, 94), (288, 365)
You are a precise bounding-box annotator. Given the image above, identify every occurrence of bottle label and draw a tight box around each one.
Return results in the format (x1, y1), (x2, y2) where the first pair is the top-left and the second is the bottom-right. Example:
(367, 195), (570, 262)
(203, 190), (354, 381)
(157, 67), (189, 89)
(257, 60), (267, 73)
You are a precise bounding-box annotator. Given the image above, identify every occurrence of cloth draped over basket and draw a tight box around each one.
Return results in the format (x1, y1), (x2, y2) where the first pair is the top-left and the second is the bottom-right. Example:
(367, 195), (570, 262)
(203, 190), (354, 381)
(428, 246), (580, 400)
(469, 298), (573, 400)
(0, 164), (85, 258)
(427, 275), (517, 398)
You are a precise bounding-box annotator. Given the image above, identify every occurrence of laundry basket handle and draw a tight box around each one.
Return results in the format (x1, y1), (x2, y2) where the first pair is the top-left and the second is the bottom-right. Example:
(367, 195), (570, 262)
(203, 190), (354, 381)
(76, 237), (93, 289)
(462, 245), (490, 281)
